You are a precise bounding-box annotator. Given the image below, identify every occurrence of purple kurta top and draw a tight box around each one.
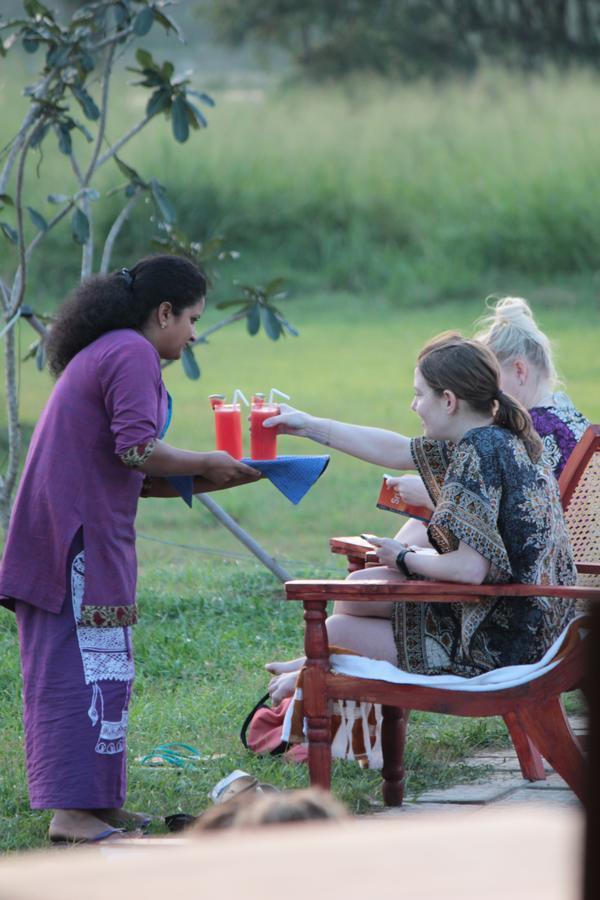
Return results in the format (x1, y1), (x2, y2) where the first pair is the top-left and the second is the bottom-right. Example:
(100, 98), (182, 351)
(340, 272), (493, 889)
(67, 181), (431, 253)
(0, 329), (168, 614)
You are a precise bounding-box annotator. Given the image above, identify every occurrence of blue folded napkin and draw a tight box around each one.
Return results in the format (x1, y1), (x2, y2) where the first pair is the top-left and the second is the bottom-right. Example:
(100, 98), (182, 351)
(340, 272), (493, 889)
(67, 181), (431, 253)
(242, 454), (330, 505)
(167, 475), (194, 508)
(166, 455), (329, 507)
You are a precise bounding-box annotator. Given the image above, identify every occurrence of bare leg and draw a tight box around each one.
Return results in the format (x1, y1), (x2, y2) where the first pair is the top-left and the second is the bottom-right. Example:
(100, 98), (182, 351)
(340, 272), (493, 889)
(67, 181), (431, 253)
(393, 518), (431, 547)
(326, 613), (398, 663)
(333, 564), (404, 617)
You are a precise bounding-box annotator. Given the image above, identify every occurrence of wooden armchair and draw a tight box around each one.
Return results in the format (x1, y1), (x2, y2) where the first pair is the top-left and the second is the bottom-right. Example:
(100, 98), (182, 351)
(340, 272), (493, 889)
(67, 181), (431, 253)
(285, 425), (600, 805)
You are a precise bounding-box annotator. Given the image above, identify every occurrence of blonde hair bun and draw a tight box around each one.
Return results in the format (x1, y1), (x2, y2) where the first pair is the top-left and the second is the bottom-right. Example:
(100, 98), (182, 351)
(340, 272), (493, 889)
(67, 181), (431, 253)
(474, 295), (557, 386)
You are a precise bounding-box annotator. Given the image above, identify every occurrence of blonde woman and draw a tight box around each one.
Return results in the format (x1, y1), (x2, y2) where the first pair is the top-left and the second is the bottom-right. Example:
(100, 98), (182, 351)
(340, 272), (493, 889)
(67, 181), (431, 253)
(389, 296), (589, 519)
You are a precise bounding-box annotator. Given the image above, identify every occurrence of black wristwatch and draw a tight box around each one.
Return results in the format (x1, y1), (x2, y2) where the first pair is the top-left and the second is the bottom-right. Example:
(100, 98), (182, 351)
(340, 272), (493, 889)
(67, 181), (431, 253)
(395, 547), (414, 578)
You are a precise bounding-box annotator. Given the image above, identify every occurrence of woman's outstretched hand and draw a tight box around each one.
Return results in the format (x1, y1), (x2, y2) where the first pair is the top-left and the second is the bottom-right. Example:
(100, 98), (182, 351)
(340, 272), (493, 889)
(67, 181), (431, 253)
(262, 403), (313, 436)
(201, 452), (262, 487)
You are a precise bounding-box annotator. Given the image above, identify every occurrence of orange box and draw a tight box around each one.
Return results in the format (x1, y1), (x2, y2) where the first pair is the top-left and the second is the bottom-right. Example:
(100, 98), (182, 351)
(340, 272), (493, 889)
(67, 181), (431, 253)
(376, 477), (431, 523)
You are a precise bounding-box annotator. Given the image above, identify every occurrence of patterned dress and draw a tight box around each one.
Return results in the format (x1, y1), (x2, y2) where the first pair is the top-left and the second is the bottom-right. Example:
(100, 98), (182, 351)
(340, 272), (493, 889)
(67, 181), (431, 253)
(393, 427), (577, 677)
(529, 392), (589, 478)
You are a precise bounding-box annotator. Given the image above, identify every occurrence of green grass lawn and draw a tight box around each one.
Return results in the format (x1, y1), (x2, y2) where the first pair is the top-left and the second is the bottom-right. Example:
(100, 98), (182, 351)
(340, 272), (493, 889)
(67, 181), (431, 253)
(0, 290), (597, 851)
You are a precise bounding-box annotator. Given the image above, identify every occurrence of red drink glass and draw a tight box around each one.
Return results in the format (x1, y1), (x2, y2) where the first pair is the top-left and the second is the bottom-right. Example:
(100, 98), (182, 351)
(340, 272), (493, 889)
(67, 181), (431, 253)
(250, 398), (279, 460)
(210, 395), (243, 459)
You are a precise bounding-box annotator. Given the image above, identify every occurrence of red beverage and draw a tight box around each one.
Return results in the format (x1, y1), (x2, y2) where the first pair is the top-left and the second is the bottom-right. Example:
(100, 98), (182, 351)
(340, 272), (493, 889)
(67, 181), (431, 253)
(250, 396), (279, 460)
(210, 395), (243, 459)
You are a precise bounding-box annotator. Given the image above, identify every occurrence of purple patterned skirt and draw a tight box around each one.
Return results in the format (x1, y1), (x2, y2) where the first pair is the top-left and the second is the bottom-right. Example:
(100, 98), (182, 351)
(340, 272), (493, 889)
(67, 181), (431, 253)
(14, 531), (134, 809)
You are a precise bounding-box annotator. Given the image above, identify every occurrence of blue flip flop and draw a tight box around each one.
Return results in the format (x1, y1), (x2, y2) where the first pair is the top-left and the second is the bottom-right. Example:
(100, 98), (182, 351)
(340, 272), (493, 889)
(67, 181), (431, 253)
(50, 827), (125, 845)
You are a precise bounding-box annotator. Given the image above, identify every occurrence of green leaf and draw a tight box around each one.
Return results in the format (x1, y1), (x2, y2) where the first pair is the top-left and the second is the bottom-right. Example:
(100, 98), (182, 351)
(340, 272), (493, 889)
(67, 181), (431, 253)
(71, 85), (100, 120)
(73, 120), (93, 142)
(135, 48), (156, 70)
(0, 193), (14, 207)
(133, 7), (154, 36)
(71, 207), (89, 244)
(22, 36), (39, 53)
(0, 222), (18, 244)
(246, 303), (260, 336)
(185, 99), (208, 129)
(187, 90), (215, 107)
(29, 120), (50, 149)
(114, 155), (146, 187)
(24, 0), (52, 17)
(79, 49), (95, 72)
(152, 9), (184, 40)
(265, 276), (286, 296)
(146, 88), (170, 118)
(171, 94), (189, 142)
(181, 345), (200, 380)
(160, 61), (174, 81)
(27, 206), (48, 231)
(262, 306), (281, 341)
(149, 178), (176, 224)
(56, 123), (72, 155)
(47, 193), (70, 204)
(47, 43), (71, 68)
(278, 315), (299, 337)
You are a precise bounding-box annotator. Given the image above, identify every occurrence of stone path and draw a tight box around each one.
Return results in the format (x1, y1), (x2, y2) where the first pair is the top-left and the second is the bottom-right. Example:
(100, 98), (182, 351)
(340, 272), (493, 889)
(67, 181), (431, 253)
(374, 714), (586, 817)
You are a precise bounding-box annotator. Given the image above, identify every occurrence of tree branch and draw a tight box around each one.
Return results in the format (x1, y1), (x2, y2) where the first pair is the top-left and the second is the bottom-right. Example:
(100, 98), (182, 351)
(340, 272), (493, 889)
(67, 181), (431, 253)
(24, 200), (75, 262)
(80, 191), (94, 279)
(95, 115), (153, 170)
(1, 323), (22, 531)
(160, 310), (249, 370)
(100, 188), (143, 273)
(85, 42), (116, 183)
(10, 127), (38, 316)
(0, 277), (9, 312)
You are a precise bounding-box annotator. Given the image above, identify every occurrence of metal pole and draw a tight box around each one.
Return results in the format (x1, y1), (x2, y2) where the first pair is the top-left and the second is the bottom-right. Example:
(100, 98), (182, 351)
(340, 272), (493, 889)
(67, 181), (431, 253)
(195, 493), (292, 584)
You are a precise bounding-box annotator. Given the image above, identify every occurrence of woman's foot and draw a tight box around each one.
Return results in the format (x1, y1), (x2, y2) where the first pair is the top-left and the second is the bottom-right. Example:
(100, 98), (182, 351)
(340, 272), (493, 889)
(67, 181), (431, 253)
(268, 671), (300, 705)
(49, 809), (124, 843)
(265, 656), (305, 676)
(91, 808), (152, 831)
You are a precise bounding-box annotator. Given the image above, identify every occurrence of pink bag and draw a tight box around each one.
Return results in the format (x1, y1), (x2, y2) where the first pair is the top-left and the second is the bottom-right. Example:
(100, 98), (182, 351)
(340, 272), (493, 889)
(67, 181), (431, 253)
(240, 693), (308, 763)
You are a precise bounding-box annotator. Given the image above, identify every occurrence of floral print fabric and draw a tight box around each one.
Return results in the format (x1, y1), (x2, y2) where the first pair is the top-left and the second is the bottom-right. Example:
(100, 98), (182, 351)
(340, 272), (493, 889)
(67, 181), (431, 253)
(529, 392), (589, 478)
(394, 427), (577, 677)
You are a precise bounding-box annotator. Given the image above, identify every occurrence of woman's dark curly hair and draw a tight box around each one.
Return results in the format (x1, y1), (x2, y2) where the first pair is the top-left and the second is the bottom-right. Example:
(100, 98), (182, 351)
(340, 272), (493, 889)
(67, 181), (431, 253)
(46, 255), (207, 378)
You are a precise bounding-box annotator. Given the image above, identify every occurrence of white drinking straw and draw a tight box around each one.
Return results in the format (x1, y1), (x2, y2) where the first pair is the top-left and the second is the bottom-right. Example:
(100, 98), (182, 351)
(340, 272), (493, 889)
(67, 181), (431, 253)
(268, 388), (290, 405)
(232, 388), (249, 408)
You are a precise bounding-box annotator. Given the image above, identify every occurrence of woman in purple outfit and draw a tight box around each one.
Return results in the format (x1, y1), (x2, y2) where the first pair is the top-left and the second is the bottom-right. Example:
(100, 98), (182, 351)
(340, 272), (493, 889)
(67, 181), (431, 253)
(0, 255), (260, 843)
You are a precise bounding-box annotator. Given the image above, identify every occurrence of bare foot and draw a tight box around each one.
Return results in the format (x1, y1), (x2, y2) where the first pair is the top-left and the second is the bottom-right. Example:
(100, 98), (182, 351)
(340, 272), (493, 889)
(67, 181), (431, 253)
(49, 809), (124, 843)
(265, 656), (305, 675)
(268, 671), (299, 705)
(91, 808), (151, 831)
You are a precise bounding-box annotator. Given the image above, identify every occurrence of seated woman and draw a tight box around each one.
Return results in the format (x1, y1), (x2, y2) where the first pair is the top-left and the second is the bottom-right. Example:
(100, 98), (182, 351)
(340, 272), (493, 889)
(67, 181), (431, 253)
(389, 296), (589, 529)
(265, 333), (577, 703)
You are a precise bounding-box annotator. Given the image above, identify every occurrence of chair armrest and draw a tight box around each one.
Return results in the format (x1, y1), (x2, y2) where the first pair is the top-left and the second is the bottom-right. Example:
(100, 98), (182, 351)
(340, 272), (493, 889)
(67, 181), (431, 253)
(285, 579), (600, 604)
(330, 536), (373, 559)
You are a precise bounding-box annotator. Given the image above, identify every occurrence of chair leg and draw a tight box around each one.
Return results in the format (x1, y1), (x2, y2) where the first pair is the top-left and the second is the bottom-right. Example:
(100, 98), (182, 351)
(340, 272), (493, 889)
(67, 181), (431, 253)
(381, 705), (408, 807)
(307, 713), (332, 791)
(519, 696), (587, 802)
(503, 711), (546, 781)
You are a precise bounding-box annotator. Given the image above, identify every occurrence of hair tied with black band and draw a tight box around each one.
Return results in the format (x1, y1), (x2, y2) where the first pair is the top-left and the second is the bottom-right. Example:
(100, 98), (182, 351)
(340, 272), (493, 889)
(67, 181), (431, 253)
(120, 267), (134, 289)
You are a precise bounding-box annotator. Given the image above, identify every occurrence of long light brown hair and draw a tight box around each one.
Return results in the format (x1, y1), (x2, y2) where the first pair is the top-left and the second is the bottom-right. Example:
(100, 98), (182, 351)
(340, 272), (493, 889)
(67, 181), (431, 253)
(417, 331), (543, 462)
